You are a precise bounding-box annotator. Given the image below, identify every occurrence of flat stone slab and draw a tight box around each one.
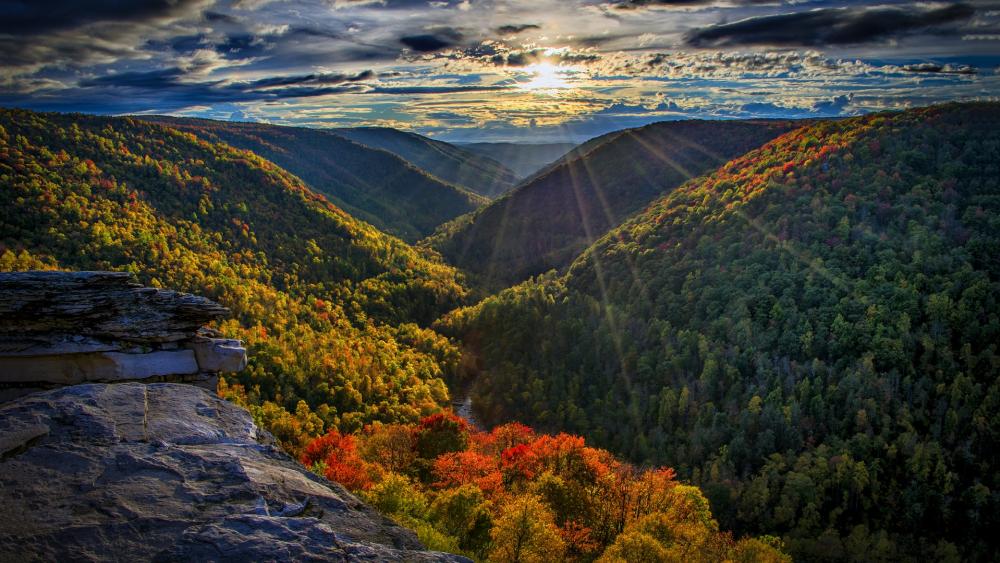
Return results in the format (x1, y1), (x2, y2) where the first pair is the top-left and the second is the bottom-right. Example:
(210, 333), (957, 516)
(0, 350), (200, 384)
(0, 383), (469, 562)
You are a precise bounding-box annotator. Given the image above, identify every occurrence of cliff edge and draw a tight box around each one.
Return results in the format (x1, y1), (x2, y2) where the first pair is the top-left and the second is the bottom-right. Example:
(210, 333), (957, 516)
(0, 271), (468, 562)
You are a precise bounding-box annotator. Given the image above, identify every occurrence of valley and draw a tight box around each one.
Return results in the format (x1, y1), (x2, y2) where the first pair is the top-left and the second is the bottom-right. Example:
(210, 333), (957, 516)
(426, 119), (804, 290)
(438, 103), (1000, 561)
(456, 142), (577, 179)
(2, 102), (998, 562)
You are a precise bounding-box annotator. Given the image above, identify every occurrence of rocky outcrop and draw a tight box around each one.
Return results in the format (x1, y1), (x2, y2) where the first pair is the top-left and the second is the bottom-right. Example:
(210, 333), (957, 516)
(0, 271), (247, 400)
(0, 382), (468, 562)
(0, 271), (469, 561)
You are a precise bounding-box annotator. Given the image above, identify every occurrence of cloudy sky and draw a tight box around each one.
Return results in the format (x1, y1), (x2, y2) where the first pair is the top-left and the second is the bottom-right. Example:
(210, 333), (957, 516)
(1, 0), (998, 141)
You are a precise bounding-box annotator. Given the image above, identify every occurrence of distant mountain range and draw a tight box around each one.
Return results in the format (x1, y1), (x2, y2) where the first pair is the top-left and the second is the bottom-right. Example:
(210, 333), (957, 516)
(334, 127), (519, 197)
(142, 117), (492, 242)
(427, 119), (803, 289)
(457, 142), (577, 178)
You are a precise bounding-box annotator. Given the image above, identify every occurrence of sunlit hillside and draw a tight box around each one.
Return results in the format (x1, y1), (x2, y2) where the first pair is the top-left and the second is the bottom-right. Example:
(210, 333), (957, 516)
(0, 108), (468, 453)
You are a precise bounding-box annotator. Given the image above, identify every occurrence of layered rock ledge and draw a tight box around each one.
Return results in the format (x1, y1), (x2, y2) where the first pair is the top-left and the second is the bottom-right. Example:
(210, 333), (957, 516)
(0, 271), (247, 401)
(0, 382), (468, 562)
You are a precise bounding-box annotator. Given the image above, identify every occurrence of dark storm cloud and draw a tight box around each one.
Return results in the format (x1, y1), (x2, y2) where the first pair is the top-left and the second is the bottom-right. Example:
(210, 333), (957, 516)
(54, 67), (379, 113)
(400, 27), (464, 52)
(496, 24), (541, 35)
(0, 0), (208, 35)
(400, 35), (456, 51)
(204, 11), (239, 24)
(369, 85), (511, 94)
(902, 62), (977, 74)
(246, 70), (376, 88)
(685, 3), (976, 47)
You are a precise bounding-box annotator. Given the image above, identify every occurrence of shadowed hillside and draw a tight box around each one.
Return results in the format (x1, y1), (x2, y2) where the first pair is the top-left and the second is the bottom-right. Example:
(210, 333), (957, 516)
(334, 127), (519, 198)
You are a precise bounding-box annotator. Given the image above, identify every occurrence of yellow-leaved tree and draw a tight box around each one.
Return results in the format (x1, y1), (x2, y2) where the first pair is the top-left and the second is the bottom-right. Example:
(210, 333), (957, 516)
(489, 494), (565, 563)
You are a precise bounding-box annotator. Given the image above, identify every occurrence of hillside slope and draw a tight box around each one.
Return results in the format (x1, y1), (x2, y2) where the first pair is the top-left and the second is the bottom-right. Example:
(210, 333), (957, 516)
(457, 142), (576, 178)
(0, 108), (469, 454)
(427, 119), (802, 289)
(334, 127), (518, 198)
(142, 117), (486, 242)
(439, 103), (1000, 561)
(0, 108), (790, 563)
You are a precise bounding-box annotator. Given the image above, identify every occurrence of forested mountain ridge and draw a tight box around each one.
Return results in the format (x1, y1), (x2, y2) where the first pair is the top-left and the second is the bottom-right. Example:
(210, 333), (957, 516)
(141, 116), (487, 242)
(456, 142), (577, 179)
(438, 103), (1000, 561)
(0, 107), (793, 562)
(333, 127), (519, 198)
(0, 107), (469, 453)
(426, 119), (803, 289)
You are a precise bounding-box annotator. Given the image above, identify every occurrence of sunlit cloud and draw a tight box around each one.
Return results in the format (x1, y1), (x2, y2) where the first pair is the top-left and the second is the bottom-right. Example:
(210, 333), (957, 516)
(519, 62), (574, 91)
(1, 0), (997, 141)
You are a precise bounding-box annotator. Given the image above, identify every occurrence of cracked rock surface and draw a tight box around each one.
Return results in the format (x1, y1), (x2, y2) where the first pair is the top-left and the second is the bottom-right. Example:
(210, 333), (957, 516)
(0, 383), (469, 562)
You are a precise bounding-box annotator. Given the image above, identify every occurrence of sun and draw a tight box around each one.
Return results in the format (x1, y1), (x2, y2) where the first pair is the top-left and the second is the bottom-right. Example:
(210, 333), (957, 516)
(520, 62), (571, 92)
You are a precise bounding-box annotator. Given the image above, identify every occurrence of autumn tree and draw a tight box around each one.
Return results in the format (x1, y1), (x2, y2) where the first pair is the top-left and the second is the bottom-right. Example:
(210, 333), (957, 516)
(428, 484), (493, 556)
(489, 494), (565, 563)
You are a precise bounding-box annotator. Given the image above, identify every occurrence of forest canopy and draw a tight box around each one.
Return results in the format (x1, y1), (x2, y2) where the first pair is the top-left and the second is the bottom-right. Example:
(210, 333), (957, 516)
(438, 103), (1000, 562)
(298, 412), (790, 562)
